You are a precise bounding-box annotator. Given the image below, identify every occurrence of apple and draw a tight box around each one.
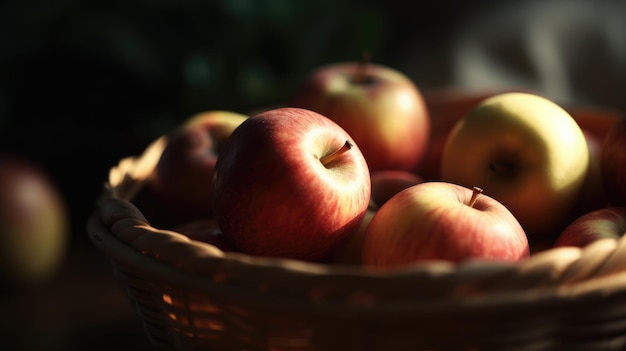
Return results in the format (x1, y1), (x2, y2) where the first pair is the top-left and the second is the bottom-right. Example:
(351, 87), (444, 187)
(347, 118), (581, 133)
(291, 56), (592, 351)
(146, 110), (248, 226)
(181, 109), (248, 129)
(553, 207), (626, 248)
(331, 209), (376, 265)
(211, 107), (371, 262)
(440, 92), (590, 239)
(569, 130), (609, 219)
(369, 169), (423, 210)
(414, 132), (448, 181)
(418, 89), (532, 180)
(0, 155), (69, 286)
(288, 60), (430, 172)
(362, 182), (529, 268)
(601, 117), (626, 207)
(566, 105), (622, 142)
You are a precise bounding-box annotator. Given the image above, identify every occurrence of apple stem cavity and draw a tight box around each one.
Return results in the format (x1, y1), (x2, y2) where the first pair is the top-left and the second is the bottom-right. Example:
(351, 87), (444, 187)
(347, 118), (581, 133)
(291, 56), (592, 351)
(353, 51), (372, 85)
(468, 186), (483, 208)
(489, 160), (516, 175)
(320, 140), (353, 167)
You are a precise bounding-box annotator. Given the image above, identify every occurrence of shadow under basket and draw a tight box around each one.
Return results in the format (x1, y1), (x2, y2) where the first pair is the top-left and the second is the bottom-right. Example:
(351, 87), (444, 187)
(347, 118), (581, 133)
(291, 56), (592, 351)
(87, 135), (626, 351)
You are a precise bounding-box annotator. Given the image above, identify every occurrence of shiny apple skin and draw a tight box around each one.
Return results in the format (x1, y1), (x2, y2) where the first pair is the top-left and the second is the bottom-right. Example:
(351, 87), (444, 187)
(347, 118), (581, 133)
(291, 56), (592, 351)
(212, 107), (371, 262)
(362, 182), (529, 269)
(290, 62), (430, 173)
(441, 92), (589, 239)
(554, 207), (626, 248)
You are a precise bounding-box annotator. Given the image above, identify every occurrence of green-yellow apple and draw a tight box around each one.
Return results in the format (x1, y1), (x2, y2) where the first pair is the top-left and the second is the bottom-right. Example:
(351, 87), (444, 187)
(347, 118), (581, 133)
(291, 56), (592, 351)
(147, 110), (248, 226)
(554, 207), (626, 248)
(441, 92), (590, 239)
(362, 182), (529, 269)
(0, 155), (69, 286)
(601, 117), (626, 207)
(418, 89), (537, 181)
(369, 169), (423, 210)
(418, 89), (517, 180)
(212, 107), (371, 262)
(288, 61), (430, 172)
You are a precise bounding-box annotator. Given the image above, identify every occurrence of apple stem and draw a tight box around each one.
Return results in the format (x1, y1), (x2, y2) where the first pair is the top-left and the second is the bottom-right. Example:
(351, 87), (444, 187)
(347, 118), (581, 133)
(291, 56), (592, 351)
(320, 140), (353, 166)
(354, 50), (371, 84)
(467, 186), (483, 208)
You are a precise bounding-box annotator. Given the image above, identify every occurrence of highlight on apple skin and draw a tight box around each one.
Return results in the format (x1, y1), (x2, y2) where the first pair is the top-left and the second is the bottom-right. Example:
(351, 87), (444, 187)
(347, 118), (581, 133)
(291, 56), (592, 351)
(554, 207), (626, 248)
(441, 92), (590, 239)
(289, 61), (430, 173)
(361, 181), (529, 269)
(211, 107), (371, 262)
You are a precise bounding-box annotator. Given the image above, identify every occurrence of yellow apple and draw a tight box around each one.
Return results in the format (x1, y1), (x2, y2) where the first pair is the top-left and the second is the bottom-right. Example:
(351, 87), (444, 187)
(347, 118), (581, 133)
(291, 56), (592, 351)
(441, 92), (589, 239)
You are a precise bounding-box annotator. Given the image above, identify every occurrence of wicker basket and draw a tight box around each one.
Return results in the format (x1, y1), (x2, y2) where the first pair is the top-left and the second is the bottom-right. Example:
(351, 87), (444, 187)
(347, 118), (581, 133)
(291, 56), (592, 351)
(87, 107), (626, 351)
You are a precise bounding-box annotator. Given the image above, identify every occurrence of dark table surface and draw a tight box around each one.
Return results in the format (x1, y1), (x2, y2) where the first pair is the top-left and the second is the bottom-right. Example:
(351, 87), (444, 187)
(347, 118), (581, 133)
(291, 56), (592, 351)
(1, 242), (155, 351)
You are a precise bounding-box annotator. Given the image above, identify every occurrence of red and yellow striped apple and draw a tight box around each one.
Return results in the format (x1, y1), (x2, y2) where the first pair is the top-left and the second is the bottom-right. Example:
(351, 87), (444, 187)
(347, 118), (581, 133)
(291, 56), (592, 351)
(289, 61), (430, 172)
(212, 107), (371, 262)
(554, 207), (626, 248)
(362, 182), (529, 268)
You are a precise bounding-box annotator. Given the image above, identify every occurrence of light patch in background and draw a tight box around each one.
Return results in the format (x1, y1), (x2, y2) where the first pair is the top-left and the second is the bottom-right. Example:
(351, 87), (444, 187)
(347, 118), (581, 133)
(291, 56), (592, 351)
(450, 0), (626, 110)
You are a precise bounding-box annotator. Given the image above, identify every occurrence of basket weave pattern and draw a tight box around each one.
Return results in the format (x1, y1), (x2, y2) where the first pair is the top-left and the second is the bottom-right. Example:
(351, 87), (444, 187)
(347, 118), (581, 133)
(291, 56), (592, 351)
(87, 135), (626, 351)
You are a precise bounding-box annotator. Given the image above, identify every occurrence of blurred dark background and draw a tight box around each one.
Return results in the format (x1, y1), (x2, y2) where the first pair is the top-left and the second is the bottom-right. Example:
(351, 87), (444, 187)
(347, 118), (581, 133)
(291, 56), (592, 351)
(0, 0), (496, 249)
(1, 0), (624, 350)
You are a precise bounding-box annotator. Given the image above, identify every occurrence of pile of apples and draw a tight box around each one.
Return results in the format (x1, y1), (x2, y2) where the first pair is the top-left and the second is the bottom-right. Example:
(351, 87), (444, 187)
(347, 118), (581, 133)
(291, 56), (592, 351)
(139, 59), (626, 270)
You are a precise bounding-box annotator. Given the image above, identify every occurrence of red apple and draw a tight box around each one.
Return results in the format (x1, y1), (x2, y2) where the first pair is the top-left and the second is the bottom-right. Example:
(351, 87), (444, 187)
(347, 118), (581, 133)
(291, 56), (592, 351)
(601, 117), (626, 206)
(566, 105), (622, 142)
(369, 169), (423, 210)
(554, 207), (626, 248)
(212, 107), (371, 262)
(569, 130), (609, 219)
(289, 60), (430, 172)
(362, 182), (529, 268)
(147, 110), (248, 226)
(331, 209), (376, 265)
(0, 155), (69, 286)
(414, 132), (448, 181)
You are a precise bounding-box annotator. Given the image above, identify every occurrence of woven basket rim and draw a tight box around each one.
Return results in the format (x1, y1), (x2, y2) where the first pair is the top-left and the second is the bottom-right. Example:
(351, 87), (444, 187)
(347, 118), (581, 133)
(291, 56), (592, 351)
(85, 132), (626, 309)
(88, 200), (626, 315)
